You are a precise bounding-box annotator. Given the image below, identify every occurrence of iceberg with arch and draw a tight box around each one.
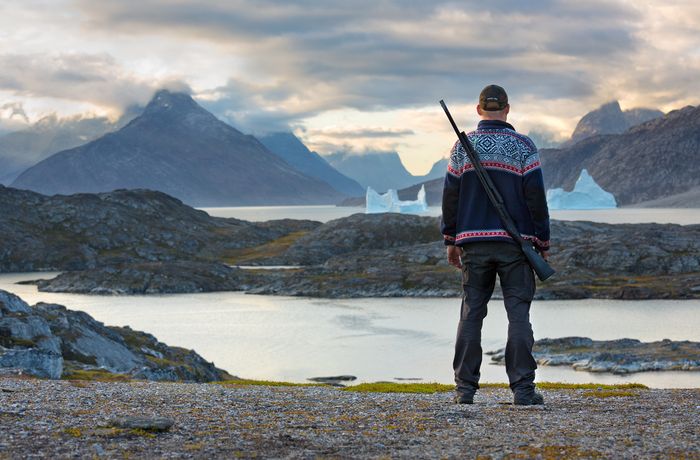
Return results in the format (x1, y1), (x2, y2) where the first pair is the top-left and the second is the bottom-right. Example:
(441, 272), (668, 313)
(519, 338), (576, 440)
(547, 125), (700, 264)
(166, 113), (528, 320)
(365, 184), (428, 214)
(546, 169), (617, 210)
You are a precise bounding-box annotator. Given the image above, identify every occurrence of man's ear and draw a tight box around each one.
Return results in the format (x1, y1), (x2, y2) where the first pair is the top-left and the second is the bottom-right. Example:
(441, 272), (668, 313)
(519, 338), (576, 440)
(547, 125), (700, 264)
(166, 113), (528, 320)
(504, 105), (510, 116)
(476, 105), (483, 116)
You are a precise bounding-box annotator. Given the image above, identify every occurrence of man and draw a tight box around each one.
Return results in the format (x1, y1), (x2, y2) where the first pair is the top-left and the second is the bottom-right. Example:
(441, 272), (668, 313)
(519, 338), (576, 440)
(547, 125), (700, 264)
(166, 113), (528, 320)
(441, 84), (550, 406)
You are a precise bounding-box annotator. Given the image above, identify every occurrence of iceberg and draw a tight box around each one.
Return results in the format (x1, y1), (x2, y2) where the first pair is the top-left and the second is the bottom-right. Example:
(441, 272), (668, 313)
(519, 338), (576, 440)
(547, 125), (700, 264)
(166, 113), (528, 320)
(365, 184), (428, 214)
(546, 169), (617, 210)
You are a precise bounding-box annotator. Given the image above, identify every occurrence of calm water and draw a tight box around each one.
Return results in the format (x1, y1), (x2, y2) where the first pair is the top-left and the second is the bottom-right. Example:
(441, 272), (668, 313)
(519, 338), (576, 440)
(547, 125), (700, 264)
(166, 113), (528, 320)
(200, 205), (700, 225)
(2, 273), (698, 388)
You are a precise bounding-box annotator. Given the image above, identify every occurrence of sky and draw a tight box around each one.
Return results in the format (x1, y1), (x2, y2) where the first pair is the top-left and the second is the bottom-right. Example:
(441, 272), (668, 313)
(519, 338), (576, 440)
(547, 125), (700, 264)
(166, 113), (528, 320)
(1, 0), (699, 174)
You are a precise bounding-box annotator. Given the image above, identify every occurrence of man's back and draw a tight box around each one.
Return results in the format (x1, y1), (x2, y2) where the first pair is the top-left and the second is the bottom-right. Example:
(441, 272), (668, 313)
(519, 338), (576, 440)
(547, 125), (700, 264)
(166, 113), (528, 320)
(441, 119), (550, 252)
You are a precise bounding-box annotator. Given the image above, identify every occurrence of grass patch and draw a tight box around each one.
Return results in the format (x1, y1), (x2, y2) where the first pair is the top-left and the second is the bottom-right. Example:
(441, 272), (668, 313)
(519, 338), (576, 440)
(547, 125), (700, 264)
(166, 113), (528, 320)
(211, 379), (648, 393)
(63, 427), (83, 438)
(344, 382), (454, 394)
(536, 382), (648, 390)
(213, 379), (323, 387)
(222, 231), (309, 264)
(582, 390), (638, 398)
(62, 369), (131, 382)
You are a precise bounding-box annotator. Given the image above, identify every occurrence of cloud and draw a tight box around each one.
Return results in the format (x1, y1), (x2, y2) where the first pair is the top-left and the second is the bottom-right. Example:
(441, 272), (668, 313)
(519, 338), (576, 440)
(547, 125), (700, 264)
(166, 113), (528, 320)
(67, 0), (672, 131)
(305, 127), (414, 139)
(1, 0), (699, 170)
(0, 52), (189, 115)
(0, 102), (30, 123)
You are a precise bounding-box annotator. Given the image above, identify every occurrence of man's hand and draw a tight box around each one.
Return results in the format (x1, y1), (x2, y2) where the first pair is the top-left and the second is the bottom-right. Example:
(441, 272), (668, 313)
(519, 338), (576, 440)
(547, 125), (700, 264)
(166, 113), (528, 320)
(447, 245), (463, 269)
(541, 250), (550, 261)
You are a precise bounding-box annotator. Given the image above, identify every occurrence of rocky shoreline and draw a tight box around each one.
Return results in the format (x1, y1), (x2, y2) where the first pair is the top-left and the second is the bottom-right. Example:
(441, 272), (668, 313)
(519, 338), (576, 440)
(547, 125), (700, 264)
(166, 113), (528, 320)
(0, 290), (231, 381)
(488, 337), (700, 374)
(27, 219), (700, 300)
(1, 376), (698, 458)
(2, 186), (700, 299)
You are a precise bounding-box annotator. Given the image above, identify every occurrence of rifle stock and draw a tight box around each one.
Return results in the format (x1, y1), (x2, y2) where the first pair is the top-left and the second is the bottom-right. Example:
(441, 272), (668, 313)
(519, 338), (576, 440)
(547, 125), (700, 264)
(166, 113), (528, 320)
(440, 100), (555, 281)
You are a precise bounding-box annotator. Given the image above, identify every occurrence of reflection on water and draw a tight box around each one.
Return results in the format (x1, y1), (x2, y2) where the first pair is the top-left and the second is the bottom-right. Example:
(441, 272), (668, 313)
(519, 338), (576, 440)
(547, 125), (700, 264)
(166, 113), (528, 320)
(200, 205), (700, 225)
(2, 272), (699, 388)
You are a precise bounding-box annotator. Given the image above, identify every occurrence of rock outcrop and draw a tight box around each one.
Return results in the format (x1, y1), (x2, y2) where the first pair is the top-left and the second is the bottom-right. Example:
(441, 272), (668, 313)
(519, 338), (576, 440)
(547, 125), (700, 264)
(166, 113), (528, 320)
(30, 214), (700, 300)
(0, 290), (232, 381)
(30, 261), (254, 295)
(488, 337), (700, 374)
(0, 185), (320, 272)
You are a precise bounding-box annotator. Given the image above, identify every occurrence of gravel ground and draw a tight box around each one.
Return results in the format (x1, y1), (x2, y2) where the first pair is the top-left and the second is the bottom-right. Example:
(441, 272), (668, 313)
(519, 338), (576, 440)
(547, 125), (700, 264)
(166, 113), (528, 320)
(1, 376), (699, 459)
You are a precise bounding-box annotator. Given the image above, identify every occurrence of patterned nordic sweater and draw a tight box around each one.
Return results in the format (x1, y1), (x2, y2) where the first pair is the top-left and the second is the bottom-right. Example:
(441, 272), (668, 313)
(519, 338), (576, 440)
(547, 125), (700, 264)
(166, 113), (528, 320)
(440, 119), (550, 251)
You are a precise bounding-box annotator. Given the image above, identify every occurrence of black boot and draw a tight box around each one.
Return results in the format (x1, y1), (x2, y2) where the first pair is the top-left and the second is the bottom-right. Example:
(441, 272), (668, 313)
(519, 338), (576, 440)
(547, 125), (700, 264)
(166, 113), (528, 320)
(454, 391), (474, 404)
(514, 390), (544, 406)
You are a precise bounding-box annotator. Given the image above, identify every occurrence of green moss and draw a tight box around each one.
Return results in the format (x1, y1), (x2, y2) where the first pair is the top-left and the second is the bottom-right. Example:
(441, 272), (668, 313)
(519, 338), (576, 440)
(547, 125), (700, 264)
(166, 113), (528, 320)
(535, 382), (648, 390)
(343, 382), (454, 394)
(129, 428), (157, 438)
(62, 369), (131, 382)
(145, 355), (180, 367)
(2, 337), (37, 348)
(211, 379), (648, 393)
(222, 231), (309, 264)
(63, 427), (83, 438)
(213, 379), (323, 387)
(114, 326), (151, 349)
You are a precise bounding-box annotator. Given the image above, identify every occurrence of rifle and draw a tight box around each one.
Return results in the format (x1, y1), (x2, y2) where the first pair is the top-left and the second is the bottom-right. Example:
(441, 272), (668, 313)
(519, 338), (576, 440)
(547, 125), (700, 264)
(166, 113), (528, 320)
(439, 100), (555, 282)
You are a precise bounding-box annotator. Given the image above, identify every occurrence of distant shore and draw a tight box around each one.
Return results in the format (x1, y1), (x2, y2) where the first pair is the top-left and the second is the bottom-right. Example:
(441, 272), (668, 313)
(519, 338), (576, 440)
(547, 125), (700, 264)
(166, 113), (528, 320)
(2, 186), (699, 300)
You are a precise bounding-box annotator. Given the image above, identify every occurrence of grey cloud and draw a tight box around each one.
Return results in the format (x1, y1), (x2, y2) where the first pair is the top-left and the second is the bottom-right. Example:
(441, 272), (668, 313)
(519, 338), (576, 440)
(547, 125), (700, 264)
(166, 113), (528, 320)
(71, 0), (647, 132)
(0, 53), (186, 111)
(0, 102), (30, 123)
(306, 128), (414, 139)
(197, 79), (307, 133)
(3, 0), (696, 140)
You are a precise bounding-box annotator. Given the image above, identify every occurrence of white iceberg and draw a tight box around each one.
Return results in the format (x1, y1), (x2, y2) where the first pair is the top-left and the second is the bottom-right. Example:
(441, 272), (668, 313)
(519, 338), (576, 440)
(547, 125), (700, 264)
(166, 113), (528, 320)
(546, 169), (617, 210)
(365, 184), (428, 214)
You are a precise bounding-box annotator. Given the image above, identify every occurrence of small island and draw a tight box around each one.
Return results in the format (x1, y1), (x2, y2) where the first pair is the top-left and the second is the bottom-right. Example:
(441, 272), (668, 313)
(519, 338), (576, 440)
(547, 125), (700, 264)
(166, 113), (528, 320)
(488, 337), (700, 374)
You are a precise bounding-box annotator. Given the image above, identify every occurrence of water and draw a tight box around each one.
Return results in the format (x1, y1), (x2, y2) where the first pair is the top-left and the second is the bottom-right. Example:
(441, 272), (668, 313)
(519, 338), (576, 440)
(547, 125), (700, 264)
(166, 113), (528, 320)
(2, 273), (698, 388)
(200, 205), (700, 225)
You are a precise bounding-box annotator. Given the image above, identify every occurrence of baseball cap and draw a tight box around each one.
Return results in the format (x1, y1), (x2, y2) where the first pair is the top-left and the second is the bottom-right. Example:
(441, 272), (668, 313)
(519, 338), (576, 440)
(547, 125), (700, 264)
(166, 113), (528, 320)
(479, 84), (508, 111)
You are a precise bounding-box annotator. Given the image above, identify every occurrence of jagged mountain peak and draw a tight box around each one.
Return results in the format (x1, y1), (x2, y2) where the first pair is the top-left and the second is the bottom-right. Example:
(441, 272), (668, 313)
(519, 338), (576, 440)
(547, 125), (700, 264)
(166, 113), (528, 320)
(569, 100), (662, 144)
(143, 89), (202, 115)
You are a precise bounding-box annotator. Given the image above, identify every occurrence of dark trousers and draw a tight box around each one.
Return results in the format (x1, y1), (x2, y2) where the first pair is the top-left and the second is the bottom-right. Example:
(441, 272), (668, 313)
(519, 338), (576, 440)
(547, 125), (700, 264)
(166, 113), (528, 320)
(453, 241), (537, 396)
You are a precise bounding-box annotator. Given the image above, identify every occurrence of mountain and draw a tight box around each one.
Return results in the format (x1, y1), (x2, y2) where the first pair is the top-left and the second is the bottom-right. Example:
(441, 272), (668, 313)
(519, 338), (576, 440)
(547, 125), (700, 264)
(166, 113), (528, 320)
(258, 132), (364, 196)
(0, 108), (141, 184)
(421, 158), (448, 180)
(11, 90), (343, 206)
(632, 186), (700, 208)
(569, 101), (662, 144)
(323, 151), (445, 193)
(541, 105), (700, 205)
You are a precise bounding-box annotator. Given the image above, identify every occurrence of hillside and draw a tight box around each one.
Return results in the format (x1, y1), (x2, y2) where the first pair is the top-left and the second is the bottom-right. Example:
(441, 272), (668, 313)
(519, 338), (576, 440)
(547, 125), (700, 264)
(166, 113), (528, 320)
(258, 132), (364, 196)
(11, 90), (343, 206)
(540, 105), (700, 205)
(0, 108), (140, 184)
